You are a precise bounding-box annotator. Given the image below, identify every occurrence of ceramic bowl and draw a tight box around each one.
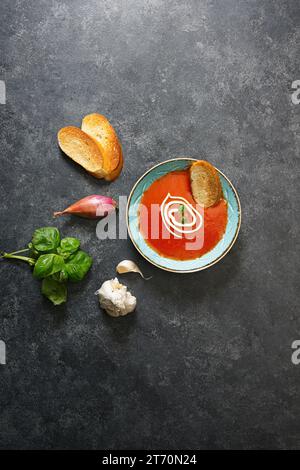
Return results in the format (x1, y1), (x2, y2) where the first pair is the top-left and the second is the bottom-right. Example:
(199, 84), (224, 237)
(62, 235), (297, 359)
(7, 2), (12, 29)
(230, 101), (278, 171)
(126, 158), (241, 273)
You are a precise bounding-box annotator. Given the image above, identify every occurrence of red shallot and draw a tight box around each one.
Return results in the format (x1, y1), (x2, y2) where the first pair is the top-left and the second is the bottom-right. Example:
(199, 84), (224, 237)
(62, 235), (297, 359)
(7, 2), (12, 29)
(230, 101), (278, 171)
(54, 195), (117, 219)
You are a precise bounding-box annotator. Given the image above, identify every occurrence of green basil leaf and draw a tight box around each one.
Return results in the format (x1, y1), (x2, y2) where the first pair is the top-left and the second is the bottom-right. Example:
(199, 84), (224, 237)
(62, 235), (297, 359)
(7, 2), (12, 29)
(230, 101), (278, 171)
(65, 250), (93, 282)
(56, 249), (71, 260)
(51, 268), (69, 283)
(59, 237), (80, 254)
(42, 278), (67, 305)
(33, 254), (65, 279)
(32, 227), (60, 254)
(57, 237), (80, 260)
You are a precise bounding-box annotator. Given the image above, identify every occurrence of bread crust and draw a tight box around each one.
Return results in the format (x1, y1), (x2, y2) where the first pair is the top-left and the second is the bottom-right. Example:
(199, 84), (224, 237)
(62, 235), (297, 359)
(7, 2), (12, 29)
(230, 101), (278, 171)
(81, 113), (123, 181)
(190, 160), (222, 207)
(57, 126), (104, 178)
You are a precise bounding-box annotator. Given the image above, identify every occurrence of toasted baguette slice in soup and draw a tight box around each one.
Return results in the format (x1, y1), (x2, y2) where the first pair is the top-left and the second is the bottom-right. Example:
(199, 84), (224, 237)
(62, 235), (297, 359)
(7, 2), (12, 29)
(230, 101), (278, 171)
(190, 160), (222, 208)
(82, 113), (123, 181)
(57, 126), (105, 178)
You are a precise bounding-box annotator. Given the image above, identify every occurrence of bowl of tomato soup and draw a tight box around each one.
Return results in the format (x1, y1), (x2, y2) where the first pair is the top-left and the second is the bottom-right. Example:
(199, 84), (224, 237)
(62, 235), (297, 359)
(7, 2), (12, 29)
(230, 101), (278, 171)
(126, 158), (241, 273)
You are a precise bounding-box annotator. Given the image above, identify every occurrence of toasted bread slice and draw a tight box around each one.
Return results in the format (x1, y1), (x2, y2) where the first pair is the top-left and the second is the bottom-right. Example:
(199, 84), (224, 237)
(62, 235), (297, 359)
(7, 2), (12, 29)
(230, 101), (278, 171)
(81, 113), (123, 181)
(58, 126), (105, 178)
(190, 160), (222, 207)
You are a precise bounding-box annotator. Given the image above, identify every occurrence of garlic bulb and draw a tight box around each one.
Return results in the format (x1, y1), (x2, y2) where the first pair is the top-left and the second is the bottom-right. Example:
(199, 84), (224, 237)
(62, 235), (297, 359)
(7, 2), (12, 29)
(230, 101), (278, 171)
(95, 278), (136, 317)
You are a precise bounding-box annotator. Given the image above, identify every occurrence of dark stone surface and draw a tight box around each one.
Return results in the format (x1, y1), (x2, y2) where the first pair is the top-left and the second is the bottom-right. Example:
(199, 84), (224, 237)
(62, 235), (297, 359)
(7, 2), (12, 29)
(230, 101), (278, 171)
(0, 0), (299, 450)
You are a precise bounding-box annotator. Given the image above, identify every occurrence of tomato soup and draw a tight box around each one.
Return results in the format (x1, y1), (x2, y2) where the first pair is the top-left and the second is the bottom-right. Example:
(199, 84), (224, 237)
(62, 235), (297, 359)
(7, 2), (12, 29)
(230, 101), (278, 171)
(139, 169), (227, 260)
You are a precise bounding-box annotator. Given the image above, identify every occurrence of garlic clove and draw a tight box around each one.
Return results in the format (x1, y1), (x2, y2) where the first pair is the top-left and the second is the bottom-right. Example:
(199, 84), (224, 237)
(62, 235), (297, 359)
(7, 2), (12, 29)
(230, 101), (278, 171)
(116, 260), (152, 280)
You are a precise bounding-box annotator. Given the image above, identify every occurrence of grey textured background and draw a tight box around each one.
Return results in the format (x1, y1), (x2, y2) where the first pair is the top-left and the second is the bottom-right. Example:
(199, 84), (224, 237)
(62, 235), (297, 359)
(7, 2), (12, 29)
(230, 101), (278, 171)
(0, 0), (299, 450)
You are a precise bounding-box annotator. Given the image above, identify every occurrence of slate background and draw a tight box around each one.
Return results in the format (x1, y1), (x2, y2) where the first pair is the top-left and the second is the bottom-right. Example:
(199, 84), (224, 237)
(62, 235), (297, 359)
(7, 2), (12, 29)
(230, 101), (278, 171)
(0, 0), (299, 450)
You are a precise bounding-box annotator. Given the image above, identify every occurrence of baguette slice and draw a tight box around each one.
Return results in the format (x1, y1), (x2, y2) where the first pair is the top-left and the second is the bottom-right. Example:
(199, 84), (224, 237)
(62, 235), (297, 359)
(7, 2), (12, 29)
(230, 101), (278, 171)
(58, 126), (105, 178)
(82, 113), (123, 181)
(190, 160), (222, 208)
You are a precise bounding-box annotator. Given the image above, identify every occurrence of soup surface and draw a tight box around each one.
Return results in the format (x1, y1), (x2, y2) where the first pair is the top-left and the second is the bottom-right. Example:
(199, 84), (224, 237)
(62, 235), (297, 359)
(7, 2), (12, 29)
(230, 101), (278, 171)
(139, 169), (227, 260)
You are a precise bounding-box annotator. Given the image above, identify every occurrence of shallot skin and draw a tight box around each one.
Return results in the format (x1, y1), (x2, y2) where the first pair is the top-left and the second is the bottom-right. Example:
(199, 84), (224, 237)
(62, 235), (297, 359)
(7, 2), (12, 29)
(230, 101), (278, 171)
(53, 195), (117, 219)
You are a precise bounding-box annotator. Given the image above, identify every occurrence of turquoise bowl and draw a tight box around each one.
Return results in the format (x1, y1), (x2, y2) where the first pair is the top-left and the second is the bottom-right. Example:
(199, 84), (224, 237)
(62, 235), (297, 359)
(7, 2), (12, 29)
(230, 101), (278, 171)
(126, 158), (241, 273)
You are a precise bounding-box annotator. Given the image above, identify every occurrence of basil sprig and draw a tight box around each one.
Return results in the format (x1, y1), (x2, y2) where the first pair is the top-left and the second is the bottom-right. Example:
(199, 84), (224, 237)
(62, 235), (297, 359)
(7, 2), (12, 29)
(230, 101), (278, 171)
(0, 227), (92, 305)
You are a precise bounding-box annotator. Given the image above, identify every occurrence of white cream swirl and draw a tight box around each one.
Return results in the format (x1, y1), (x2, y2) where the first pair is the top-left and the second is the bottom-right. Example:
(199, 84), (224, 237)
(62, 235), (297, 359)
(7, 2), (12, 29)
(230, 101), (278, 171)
(160, 193), (203, 238)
